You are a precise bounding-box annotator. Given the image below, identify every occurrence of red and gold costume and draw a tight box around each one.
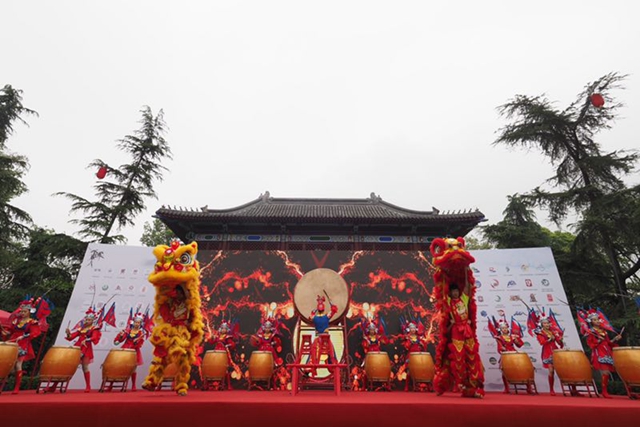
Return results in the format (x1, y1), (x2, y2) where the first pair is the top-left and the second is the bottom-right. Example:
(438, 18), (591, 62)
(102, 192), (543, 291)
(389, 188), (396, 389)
(208, 321), (237, 363)
(252, 317), (283, 366)
(577, 307), (621, 398)
(66, 315), (102, 363)
(430, 237), (484, 398)
(113, 307), (152, 391)
(361, 318), (387, 354)
(527, 307), (563, 395)
(1, 297), (50, 394)
(143, 240), (205, 396)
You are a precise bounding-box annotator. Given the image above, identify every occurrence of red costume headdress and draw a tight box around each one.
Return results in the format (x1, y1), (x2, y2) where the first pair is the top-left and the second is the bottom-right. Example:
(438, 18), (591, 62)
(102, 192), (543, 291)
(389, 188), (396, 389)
(576, 307), (616, 335)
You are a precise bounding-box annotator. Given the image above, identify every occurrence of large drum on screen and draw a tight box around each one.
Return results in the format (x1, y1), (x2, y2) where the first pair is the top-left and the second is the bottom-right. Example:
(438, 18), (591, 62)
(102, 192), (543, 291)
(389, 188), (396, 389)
(613, 347), (640, 386)
(501, 351), (535, 382)
(39, 346), (81, 381)
(249, 351), (274, 381)
(0, 342), (19, 379)
(293, 268), (350, 325)
(202, 350), (229, 380)
(102, 349), (136, 380)
(553, 349), (593, 383)
(365, 351), (391, 382)
(408, 352), (435, 382)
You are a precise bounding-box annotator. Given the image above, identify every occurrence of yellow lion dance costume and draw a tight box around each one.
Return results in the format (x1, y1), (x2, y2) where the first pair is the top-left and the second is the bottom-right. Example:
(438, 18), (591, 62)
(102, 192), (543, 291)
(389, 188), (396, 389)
(142, 240), (204, 396)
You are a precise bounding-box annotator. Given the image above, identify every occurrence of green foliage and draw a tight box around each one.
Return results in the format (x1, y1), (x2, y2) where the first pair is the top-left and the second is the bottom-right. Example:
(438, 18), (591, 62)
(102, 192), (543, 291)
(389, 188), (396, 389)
(56, 106), (172, 244)
(495, 72), (640, 322)
(0, 84), (38, 148)
(140, 218), (175, 247)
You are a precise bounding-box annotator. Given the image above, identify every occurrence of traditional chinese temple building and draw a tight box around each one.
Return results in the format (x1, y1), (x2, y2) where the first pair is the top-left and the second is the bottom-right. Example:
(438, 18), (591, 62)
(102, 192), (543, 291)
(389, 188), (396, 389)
(156, 192), (485, 251)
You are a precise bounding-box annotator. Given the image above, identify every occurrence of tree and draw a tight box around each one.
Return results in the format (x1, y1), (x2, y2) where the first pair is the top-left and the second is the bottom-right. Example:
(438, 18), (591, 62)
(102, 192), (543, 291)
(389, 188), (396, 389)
(140, 218), (175, 247)
(0, 85), (37, 286)
(481, 195), (551, 249)
(57, 106), (172, 244)
(494, 72), (640, 314)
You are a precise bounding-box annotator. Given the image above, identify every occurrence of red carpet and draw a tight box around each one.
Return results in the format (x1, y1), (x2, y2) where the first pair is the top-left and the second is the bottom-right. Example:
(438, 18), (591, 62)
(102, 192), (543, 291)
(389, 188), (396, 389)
(1, 390), (638, 427)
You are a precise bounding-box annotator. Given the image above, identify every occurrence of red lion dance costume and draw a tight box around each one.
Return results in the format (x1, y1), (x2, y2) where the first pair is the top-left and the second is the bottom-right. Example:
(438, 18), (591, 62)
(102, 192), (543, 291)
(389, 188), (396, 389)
(142, 240), (204, 396)
(430, 237), (484, 398)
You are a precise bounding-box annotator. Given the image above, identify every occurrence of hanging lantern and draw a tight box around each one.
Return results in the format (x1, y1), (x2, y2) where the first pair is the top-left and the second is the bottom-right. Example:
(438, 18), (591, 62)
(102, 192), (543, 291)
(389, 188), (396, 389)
(96, 166), (108, 179)
(590, 93), (605, 108)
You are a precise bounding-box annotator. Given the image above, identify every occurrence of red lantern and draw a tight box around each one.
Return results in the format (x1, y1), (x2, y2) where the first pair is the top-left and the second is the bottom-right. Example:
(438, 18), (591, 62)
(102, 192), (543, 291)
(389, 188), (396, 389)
(590, 93), (605, 108)
(96, 166), (107, 179)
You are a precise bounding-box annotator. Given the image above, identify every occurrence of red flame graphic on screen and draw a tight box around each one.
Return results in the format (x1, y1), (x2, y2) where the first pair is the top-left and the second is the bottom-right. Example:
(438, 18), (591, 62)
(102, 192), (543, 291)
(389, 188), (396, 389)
(275, 251), (304, 278)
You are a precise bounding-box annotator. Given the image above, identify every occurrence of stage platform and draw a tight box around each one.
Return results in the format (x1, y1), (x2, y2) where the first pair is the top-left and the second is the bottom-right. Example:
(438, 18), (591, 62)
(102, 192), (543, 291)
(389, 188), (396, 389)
(2, 390), (638, 427)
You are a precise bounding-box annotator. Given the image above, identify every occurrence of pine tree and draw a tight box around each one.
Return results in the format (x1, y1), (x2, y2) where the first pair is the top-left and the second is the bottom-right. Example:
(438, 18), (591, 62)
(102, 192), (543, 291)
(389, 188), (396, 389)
(57, 106), (172, 244)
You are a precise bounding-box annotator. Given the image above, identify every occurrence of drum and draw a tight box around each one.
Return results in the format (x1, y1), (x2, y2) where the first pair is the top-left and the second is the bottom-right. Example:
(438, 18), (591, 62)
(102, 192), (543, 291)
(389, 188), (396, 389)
(553, 349), (593, 383)
(613, 347), (640, 386)
(501, 351), (534, 383)
(202, 350), (229, 380)
(102, 349), (137, 380)
(0, 342), (19, 379)
(293, 268), (350, 325)
(364, 351), (391, 382)
(249, 351), (274, 381)
(408, 352), (435, 382)
(39, 346), (81, 381)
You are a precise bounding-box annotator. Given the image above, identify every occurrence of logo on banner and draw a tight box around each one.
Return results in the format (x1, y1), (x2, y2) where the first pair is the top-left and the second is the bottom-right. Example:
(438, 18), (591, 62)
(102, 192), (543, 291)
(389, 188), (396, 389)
(489, 357), (498, 366)
(494, 295), (501, 302)
(120, 268), (126, 275)
(547, 294), (554, 302)
(541, 279), (550, 287)
(497, 309), (505, 317)
(525, 279), (533, 287)
(523, 342), (532, 348)
(507, 280), (516, 288)
(480, 310), (488, 317)
(478, 295), (484, 303)
(509, 295), (521, 301)
(521, 264), (530, 272)
(89, 284), (96, 291)
(472, 267), (480, 273)
(476, 280), (482, 288)
(536, 264), (546, 272)
(505, 266), (510, 272)
(489, 267), (497, 273)
(491, 279), (499, 289)
(529, 294), (537, 303)
(141, 286), (148, 293)
(128, 285), (134, 291)
(101, 285), (109, 291)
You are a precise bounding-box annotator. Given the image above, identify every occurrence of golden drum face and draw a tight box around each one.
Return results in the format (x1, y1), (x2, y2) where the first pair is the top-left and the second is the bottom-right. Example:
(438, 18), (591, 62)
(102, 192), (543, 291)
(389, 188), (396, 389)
(364, 351), (391, 381)
(552, 349), (593, 382)
(408, 352), (435, 382)
(202, 350), (229, 380)
(39, 346), (82, 380)
(248, 351), (274, 380)
(0, 343), (19, 378)
(613, 347), (640, 385)
(102, 349), (137, 380)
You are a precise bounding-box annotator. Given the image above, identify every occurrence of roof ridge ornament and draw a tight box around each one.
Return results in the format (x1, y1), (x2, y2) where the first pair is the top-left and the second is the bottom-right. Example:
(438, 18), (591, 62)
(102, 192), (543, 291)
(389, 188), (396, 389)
(369, 192), (382, 203)
(261, 191), (271, 203)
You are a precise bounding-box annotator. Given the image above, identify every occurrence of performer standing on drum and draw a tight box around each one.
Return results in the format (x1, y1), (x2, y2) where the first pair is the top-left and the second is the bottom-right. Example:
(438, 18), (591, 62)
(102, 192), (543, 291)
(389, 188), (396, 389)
(488, 315), (526, 394)
(577, 308), (622, 398)
(65, 304), (113, 392)
(309, 295), (338, 375)
(1, 296), (50, 394)
(113, 307), (153, 391)
(527, 307), (563, 396)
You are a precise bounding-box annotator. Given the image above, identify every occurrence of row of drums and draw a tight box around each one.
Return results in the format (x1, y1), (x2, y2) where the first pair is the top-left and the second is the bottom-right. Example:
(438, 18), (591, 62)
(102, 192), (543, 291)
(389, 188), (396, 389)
(365, 351), (435, 384)
(500, 348), (640, 392)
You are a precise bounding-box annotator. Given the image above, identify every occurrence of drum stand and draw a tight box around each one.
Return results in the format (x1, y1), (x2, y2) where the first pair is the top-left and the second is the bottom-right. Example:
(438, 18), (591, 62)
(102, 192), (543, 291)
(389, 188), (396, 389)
(99, 376), (131, 392)
(559, 379), (599, 397)
(410, 377), (433, 392)
(202, 373), (230, 391)
(507, 379), (538, 395)
(620, 379), (640, 400)
(248, 375), (273, 391)
(36, 376), (72, 394)
(368, 375), (392, 392)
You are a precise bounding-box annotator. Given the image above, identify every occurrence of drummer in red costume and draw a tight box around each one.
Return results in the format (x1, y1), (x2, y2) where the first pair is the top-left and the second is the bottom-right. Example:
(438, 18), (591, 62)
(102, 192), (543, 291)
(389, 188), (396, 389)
(400, 319), (427, 391)
(527, 307), (563, 396)
(309, 295), (338, 375)
(114, 308), (152, 391)
(577, 308), (622, 398)
(65, 307), (103, 392)
(0, 297), (50, 394)
(252, 317), (283, 366)
(488, 315), (527, 394)
(361, 318), (387, 354)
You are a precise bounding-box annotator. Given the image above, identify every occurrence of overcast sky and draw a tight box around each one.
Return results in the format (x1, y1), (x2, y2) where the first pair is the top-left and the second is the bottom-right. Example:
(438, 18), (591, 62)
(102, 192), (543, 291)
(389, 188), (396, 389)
(3, 1), (639, 244)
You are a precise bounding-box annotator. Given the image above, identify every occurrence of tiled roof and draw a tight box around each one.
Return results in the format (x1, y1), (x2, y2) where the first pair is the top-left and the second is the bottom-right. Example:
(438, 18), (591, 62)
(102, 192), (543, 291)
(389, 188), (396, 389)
(156, 192), (484, 223)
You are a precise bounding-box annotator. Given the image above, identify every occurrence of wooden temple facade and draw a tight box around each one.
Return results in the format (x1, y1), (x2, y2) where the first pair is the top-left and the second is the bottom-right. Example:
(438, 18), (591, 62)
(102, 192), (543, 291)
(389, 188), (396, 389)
(155, 192), (486, 251)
